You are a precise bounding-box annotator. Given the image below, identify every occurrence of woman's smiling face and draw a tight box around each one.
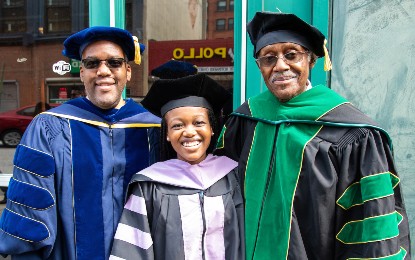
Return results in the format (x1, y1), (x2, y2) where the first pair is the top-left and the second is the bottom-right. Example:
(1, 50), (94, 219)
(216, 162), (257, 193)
(165, 106), (213, 165)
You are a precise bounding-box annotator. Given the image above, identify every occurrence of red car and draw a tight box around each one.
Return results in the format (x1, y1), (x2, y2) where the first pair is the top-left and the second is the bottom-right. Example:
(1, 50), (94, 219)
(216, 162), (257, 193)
(0, 103), (58, 147)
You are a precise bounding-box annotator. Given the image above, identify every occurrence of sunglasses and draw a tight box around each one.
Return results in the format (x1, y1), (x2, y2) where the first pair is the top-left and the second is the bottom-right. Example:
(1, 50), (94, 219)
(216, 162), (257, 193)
(81, 58), (127, 69)
(256, 51), (308, 67)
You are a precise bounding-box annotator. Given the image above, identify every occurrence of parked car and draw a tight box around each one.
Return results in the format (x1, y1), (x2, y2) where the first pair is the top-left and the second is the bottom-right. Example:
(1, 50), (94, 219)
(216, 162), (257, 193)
(0, 103), (58, 147)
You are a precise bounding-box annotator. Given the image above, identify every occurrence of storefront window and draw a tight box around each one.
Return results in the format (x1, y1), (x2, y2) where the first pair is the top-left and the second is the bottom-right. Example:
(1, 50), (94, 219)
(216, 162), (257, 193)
(47, 84), (85, 104)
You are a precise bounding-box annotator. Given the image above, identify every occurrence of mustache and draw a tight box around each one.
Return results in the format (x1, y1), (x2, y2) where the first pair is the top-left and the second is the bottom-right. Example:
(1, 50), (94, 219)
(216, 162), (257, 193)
(269, 71), (298, 84)
(269, 71), (298, 83)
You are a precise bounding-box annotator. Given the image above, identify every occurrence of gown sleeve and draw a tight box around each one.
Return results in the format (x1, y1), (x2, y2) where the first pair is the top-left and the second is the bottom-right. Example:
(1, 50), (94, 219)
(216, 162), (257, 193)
(215, 102), (257, 162)
(148, 127), (161, 165)
(110, 182), (155, 260)
(215, 110), (257, 197)
(333, 128), (410, 259)
(0, 115), (59, 259)
(215, 115), (245, 161)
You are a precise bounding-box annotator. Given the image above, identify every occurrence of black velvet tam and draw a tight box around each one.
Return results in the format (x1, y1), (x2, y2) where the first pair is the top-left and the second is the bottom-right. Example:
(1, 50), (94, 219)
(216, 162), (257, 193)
(141, 74), (231, 118)
(247, 12), (326, 58)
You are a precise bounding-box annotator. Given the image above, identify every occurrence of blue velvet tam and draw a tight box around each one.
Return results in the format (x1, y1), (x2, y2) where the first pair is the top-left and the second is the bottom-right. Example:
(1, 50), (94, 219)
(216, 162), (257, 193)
(62, 26), (145, 62)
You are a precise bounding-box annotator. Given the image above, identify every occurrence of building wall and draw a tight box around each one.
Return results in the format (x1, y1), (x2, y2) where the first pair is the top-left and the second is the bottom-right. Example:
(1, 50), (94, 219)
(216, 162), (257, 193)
(0, 41), (145, 106)
(0, 43), (63, 107)
(146, 0), (204, 41)
(127, 64), (146, 97)
(207, 0), (233, 39)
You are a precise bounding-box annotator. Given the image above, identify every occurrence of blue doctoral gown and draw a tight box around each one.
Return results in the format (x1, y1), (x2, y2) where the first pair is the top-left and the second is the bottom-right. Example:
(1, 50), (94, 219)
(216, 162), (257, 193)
(0, 98), (161, 260)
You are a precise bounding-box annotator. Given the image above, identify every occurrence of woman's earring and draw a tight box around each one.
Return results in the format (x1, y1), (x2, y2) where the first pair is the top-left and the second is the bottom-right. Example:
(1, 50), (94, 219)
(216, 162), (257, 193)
(167, 137), (170, 142)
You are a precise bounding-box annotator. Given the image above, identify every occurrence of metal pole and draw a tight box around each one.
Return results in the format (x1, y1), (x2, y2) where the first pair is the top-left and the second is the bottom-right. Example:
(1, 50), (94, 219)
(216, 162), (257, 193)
(89, 0), (127, 98)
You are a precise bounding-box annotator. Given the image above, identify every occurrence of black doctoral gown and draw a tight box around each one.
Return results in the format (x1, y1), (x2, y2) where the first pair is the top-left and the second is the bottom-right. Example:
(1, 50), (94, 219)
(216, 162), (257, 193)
(215, 85), (410, 259)
(110, 154), (245, 260)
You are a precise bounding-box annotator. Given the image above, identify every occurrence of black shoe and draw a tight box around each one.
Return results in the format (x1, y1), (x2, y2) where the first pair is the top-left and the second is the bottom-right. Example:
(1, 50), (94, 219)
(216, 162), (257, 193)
(0, 198), (6, 204)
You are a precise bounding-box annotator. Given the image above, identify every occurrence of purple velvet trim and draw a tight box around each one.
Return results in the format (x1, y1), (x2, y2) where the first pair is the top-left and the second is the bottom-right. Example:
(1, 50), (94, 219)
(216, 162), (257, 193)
(138, 155), (237, 190)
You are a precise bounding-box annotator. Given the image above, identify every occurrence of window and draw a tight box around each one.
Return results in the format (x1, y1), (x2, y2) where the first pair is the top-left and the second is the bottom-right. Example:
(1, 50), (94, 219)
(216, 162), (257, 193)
(228, 18), (234, 30)
(45, 0), (71, 34)
(82, 0), (89, 30)
(217, 0), (226, 12)
(216, 19), (226, 31)
(125, 0), (143, 40)
(229, 0), (234, 11)
(0, 0), (26, 33)
(125, 0), (133, 32)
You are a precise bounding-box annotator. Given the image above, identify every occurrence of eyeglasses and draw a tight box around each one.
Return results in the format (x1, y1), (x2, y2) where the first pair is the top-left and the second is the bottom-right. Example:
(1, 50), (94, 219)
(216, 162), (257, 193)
(256, 51), (308, 67)
(81, 58), (127, 69)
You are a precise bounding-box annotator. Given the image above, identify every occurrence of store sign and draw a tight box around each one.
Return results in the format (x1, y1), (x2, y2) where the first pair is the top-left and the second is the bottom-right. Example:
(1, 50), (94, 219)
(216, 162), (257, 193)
(173, 47), (230, 59)
(197, 66), (233, 73)
(52, 61), (71, 75)
(50, 98), (69, 104)
(70, 59), (81, 73)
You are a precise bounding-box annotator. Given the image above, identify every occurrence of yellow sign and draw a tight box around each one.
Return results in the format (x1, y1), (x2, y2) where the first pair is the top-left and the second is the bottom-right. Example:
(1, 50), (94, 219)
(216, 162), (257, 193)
(173, 47), (227, 59)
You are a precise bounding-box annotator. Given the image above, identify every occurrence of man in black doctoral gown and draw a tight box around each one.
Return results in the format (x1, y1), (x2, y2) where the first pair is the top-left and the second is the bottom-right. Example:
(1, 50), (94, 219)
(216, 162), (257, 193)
(215, 11), (411, 259)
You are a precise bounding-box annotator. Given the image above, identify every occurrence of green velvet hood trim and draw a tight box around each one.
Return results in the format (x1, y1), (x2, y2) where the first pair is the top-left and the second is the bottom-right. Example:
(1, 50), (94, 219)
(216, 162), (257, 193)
(243, 85), (348, 259)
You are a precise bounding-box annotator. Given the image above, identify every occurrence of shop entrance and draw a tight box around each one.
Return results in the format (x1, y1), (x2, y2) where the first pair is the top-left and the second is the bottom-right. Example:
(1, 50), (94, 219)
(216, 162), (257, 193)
(0, 80), (19, 112)
(46, 78), (85, 104)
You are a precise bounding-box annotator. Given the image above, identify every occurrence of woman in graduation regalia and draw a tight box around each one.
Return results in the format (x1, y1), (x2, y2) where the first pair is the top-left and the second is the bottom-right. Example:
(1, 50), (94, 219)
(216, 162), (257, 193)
(110, 74), (245, 260)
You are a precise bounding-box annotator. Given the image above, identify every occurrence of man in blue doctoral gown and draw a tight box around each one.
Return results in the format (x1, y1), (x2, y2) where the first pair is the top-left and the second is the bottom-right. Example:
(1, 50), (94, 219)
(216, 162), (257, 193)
(0, 26), (161, 259)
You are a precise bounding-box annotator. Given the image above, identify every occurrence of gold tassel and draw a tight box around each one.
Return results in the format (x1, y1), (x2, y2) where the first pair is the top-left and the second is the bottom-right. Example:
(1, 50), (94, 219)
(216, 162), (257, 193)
(132, 36), (142, 65)
(323, 39), (332, 71)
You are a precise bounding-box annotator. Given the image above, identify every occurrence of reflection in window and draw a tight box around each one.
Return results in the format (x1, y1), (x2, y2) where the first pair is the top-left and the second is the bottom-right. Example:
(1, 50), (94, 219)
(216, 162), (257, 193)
(216, 19), (226, 31)
(228, 18), (233, 30)
(45, 0), (71, 34)
(217, 0), (226, 12)
(0, 0), (27, 33)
